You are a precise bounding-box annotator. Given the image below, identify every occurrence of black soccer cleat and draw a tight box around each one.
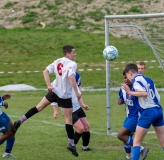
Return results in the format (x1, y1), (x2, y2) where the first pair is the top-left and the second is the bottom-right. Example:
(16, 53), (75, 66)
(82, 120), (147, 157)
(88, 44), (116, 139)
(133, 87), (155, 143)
(67, 143), (78, 157)
(140, 147), (149, 160)
(12, 120), (22, 134)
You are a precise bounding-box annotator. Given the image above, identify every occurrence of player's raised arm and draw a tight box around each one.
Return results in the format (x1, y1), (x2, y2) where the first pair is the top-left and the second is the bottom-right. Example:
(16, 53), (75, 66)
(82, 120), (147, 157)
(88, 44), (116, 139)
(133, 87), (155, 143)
(122, 83), (148, 97)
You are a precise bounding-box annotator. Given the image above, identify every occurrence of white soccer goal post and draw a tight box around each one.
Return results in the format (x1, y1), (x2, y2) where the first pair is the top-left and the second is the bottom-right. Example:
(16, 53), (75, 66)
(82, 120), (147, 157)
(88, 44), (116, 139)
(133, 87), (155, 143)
(105, 13), (164, 135)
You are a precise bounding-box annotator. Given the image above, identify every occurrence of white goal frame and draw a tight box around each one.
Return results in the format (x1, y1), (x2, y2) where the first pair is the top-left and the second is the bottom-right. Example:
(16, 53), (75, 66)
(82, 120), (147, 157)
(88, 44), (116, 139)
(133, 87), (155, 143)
(105, 13), (164, 135)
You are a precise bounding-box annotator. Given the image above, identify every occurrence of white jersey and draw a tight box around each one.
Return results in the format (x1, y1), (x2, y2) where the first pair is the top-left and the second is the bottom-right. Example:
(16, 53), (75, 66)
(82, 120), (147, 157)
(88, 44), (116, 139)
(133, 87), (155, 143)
(46, 57), (77, 99)
(71, 86), (81, 112)
(51, 72), (81, 112)
(51, 81), (81, 112)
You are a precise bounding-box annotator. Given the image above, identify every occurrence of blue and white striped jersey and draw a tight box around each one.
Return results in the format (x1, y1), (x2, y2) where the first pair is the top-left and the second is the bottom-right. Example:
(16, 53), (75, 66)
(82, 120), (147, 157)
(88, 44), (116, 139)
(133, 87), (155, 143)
(132, 74), (161, 110)
(118, 86), (139, 118)
(0, 96), (5, 115)
(75, 72), (81, 87)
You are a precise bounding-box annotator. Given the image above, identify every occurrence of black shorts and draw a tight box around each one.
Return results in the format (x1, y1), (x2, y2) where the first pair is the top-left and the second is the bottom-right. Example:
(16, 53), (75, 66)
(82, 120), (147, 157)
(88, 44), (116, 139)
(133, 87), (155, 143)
(45, 91), (73, 108)
(72, 107), (86, 124)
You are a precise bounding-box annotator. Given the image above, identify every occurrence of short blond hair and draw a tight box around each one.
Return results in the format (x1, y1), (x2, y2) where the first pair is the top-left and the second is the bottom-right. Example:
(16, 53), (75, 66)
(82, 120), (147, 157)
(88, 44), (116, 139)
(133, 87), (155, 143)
(137, 61), (146, 69)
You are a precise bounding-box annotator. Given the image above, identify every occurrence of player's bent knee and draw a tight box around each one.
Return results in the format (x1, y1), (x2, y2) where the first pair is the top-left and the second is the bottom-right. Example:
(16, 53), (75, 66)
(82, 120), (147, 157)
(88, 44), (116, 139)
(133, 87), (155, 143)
(5, 129), (13, 138)
(84, 125), (90, 132)
(117, 132), (122, 140)
(76, 126), (84, 133)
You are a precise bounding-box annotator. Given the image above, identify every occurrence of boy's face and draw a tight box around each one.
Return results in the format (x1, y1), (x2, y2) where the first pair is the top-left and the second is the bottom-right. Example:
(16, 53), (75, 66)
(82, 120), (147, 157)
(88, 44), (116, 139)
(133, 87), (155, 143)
(66, 49), (77, 61)
(137, 64), (146, 75)
(125, 71), (133, 82)
(123, 75), (131, 86)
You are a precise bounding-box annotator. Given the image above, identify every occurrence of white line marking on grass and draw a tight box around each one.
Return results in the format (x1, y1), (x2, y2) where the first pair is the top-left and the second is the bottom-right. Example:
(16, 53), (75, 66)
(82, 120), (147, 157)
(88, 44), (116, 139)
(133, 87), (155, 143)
(143, 141), (161, 147)
(89, 130), (104, 135)
(110, 131), (156, 135)
(96, 68), (102, 71)
(17, 71), (23, 73)
(9, 115), (103, 135)
(41, 120), (64, 127)
(147, 131), (155, 134)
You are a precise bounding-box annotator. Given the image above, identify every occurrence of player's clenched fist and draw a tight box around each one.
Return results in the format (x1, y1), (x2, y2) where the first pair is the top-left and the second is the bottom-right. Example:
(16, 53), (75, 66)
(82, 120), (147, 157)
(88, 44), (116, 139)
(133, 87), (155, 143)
(47, 86), (54, 92)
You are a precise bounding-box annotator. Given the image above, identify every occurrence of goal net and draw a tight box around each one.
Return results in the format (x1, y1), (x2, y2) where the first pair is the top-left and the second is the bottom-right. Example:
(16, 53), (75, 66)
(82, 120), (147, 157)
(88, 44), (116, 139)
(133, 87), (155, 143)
(104, 13), (164, 134)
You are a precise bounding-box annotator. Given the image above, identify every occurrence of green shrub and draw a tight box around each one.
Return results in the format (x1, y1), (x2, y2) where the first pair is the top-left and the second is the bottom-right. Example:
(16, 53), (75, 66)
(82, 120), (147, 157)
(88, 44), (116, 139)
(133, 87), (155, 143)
(54, 0), (64, 5)
(86, 10), (104, 22)
(129, 6), (141, 13)
(46, 4), (57, 10)
(22, 12), (38, 24)
(3, 2), (18, 9)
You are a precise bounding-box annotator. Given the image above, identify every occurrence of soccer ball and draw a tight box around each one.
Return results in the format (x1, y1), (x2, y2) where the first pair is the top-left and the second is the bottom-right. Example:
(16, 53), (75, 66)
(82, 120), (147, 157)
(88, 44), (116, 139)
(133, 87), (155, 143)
(103, 46), (118, 61)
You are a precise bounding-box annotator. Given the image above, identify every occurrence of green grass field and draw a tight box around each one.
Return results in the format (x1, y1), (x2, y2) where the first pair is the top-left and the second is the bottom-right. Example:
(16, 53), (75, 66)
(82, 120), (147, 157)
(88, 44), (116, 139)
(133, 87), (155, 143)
(0, 90), (164, 160)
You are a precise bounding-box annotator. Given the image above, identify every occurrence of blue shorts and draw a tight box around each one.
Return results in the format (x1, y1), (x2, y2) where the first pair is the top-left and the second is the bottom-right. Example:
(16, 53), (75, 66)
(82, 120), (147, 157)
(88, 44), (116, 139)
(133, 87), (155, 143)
(138, 108), (164, 129)
(123, 116), (138, 133)
(0, 112), (10, 133)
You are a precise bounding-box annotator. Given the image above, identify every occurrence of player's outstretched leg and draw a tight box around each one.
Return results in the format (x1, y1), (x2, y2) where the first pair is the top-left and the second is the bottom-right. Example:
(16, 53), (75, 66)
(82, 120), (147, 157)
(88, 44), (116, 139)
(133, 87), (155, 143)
(12, 120), (21, 134)
(140, 147), (149, 160)
(67, 143), (78, 157)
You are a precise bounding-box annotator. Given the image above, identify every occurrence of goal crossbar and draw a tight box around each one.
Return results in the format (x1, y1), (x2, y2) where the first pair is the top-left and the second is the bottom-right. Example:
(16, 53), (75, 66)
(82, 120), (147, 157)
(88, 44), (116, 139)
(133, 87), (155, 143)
(105, 13), (164, 19)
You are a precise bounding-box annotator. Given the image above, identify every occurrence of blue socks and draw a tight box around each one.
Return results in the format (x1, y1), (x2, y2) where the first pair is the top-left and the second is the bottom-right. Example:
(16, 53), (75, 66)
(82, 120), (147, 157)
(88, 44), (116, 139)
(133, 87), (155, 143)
(123, 136), (133, 156)
(126, 136), (133, 146)
(6, 138), (15, 153)
(132, 146), (140, 160)
(124, 144), (131, 154)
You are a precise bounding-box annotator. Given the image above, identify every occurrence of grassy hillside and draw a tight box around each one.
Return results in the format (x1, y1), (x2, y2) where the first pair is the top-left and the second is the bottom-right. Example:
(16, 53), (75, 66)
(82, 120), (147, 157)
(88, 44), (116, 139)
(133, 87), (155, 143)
(0, 0), (164, 31)
(0, 27), (163, 88)
(0, 0), (163, 89)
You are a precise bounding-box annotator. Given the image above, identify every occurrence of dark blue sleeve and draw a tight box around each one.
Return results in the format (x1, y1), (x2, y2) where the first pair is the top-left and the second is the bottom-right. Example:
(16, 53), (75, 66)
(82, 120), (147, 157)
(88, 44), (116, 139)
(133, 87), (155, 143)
(0, 96), (4, 106)
(118, 88), (124, 103)
(75, 72), (81, 87)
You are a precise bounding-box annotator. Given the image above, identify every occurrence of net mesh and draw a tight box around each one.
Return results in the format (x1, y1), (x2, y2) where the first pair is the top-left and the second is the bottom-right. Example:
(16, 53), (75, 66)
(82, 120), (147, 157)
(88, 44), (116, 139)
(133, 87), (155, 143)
(106, 15), (164, 133)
